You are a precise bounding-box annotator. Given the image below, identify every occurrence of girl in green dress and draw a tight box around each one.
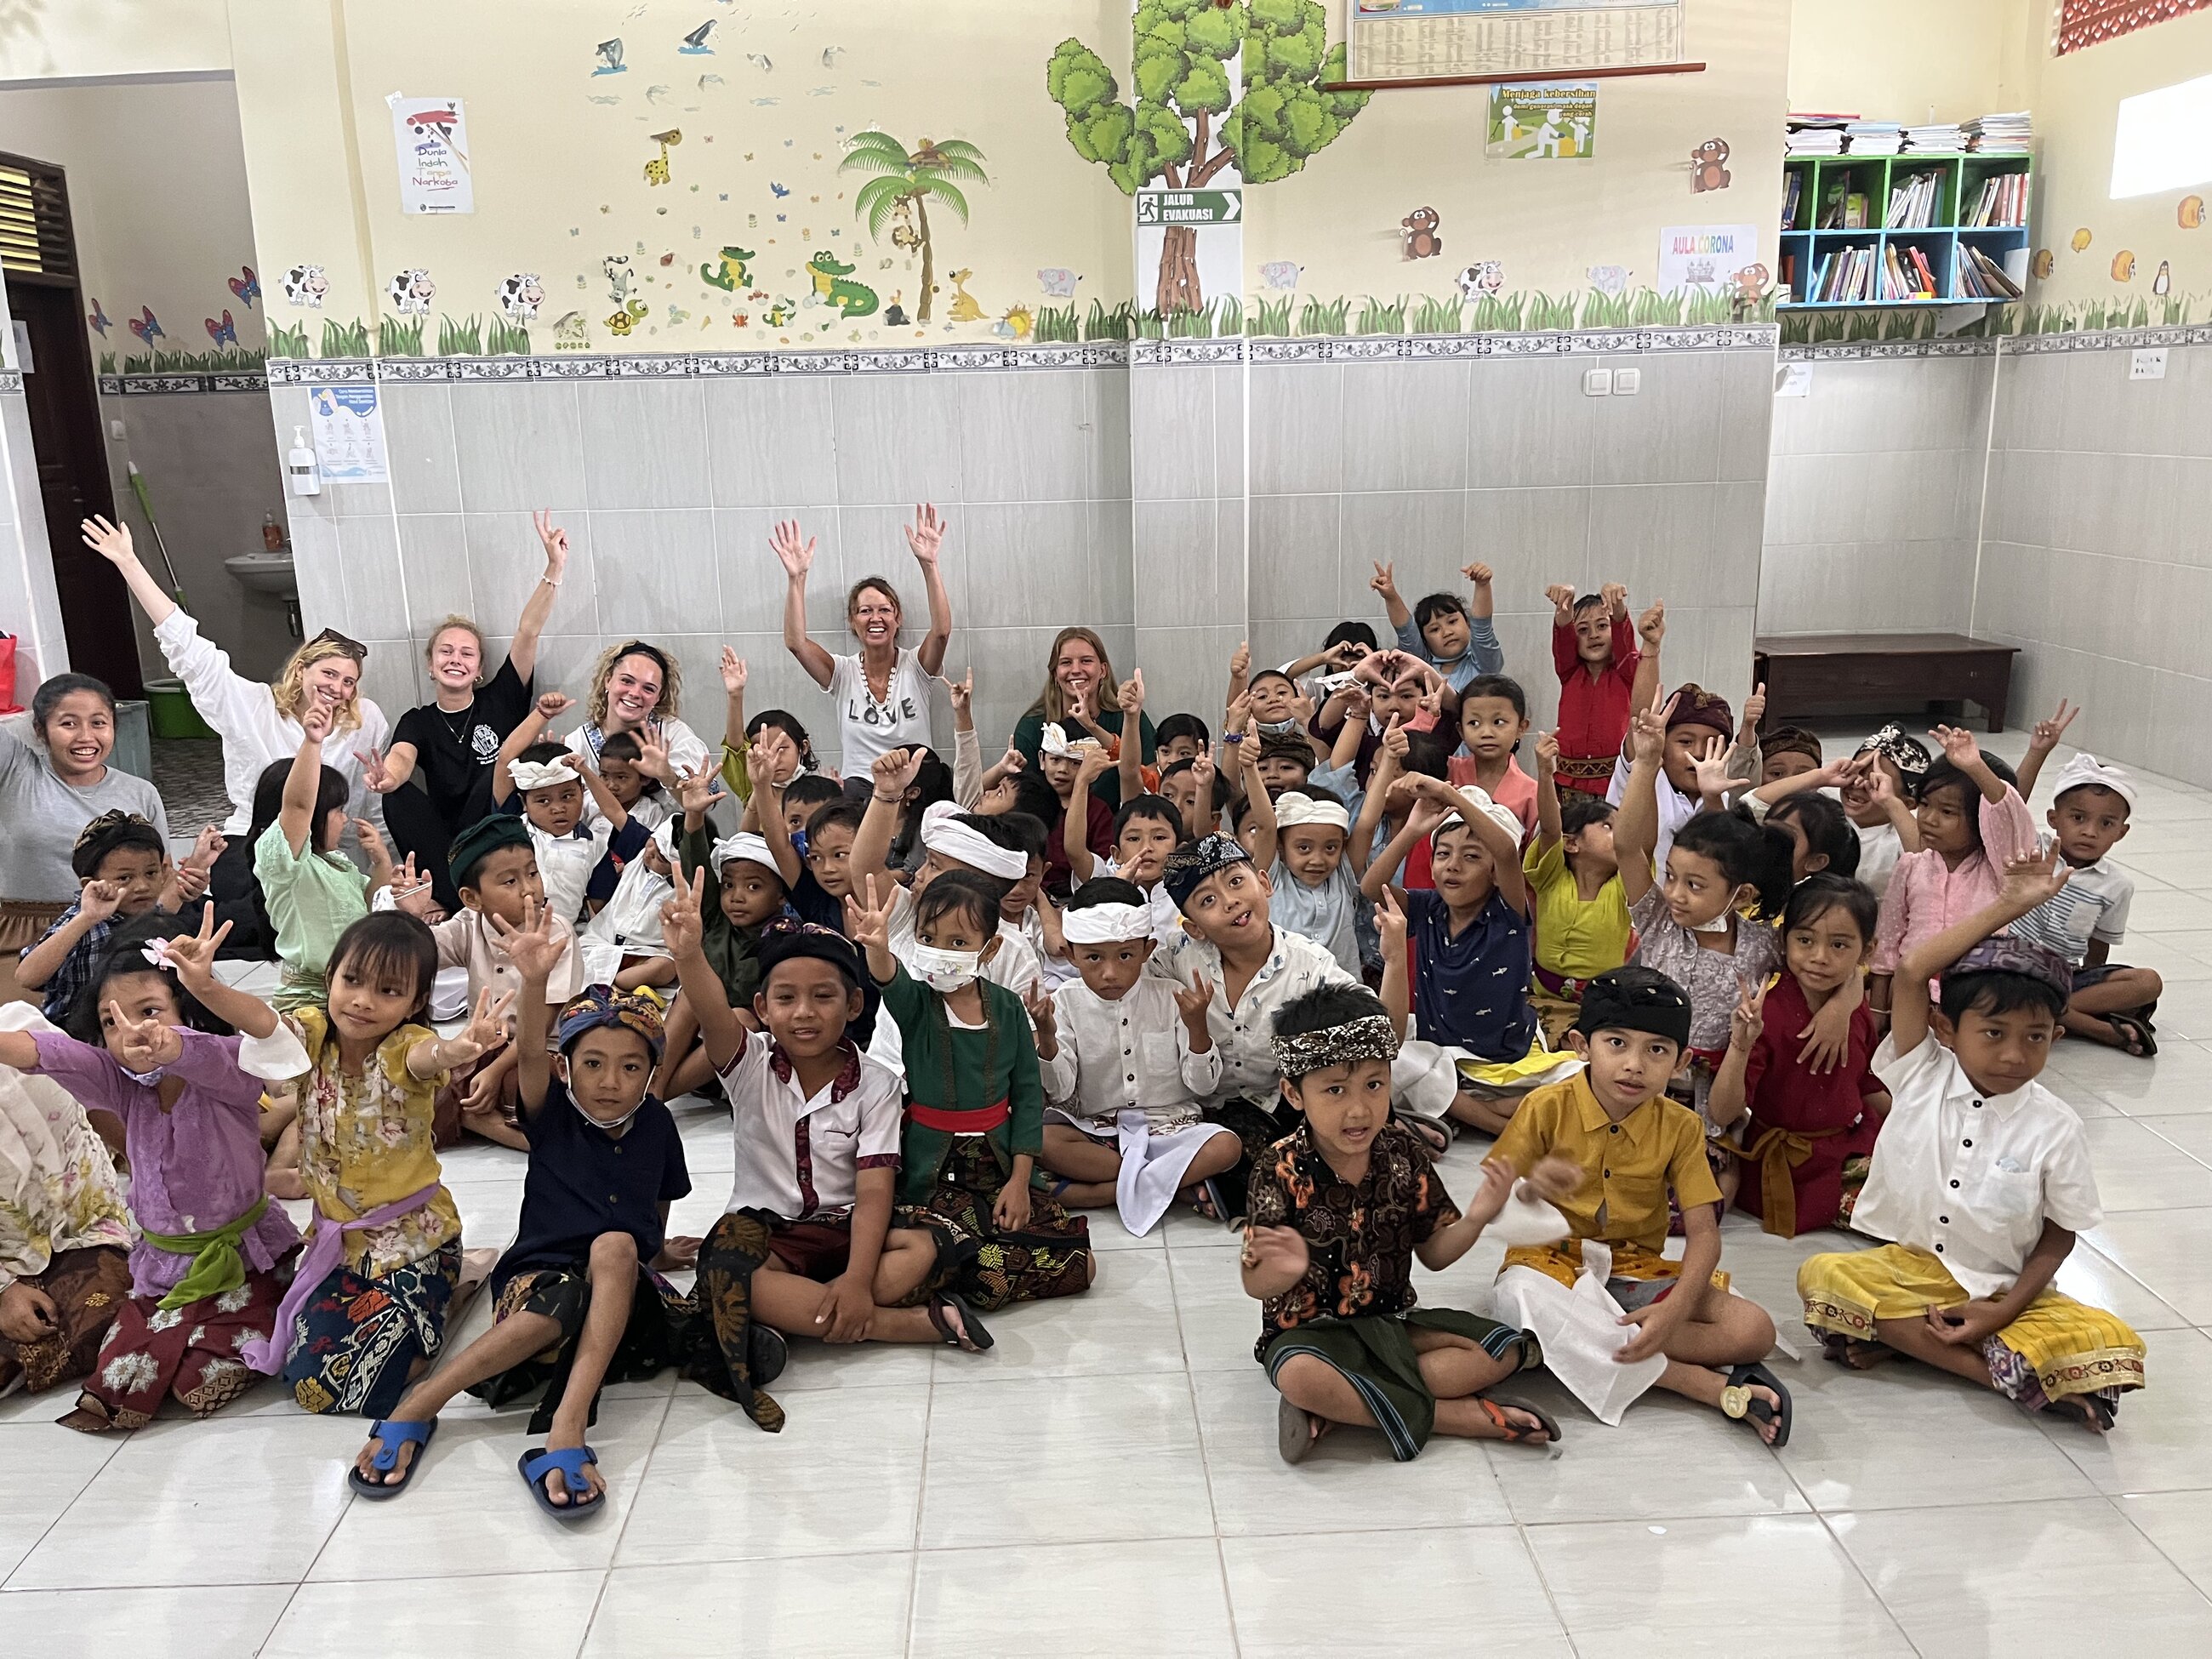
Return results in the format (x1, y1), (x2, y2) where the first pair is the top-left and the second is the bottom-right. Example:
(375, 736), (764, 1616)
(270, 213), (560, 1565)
(847, 870), (1093, 1308)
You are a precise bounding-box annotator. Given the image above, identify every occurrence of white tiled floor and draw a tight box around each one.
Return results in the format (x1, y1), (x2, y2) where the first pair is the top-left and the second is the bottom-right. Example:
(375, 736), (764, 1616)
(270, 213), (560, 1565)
(10, 727), (2212, 1654)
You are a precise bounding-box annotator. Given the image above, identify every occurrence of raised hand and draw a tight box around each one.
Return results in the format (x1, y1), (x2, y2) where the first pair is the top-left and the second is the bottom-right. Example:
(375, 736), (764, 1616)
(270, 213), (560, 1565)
(79, 879), (125, 924)
(356, 745), (398, 793)
(1930, 724), (1981, 770)
(1544, 582), (1578, 617)
(1229, 640), (1251, 684)
(1629, 691), (1671, 766)
(353, 817), (392, 872)
(1072, 742), (1115, 789)
(769, 518), (816, 579)
(635, 725), (671, 782)
(841, 871), (896, 952)
(1325, 639), (1365, 670)
(2028, 698), (2080, 753)
(672, 764), (718, 820)
(491, 897), (567, 985)
(1637, 599), (1666, 649)
(1375, 885), (1408, 959)
(447, 988), (519, 1067)
(904, 503), (948, 566)
(1690, 734), (1739, 799)
(186, 825), (227, 872)
(1338, 681), (1371, 724)
(1376, 714), (1411, 775)
(1461, 561), (1495, 590)
(1370, 560), (1400, 601)
(162, 903), (233, 995)
(1173, 972), (1215, 1033)
(1741, 681), (1767, 735)
(1998, 844), (2074, 913)
(1022, 982), (1058, 1046)
(105, 996), (183, 1073)
(719, 647), (748, 696)
(1118, 666), (1145, 717)
(299, 702), (334, 746)
(391, 854), (439, 918)
(532, 509), (570, 579)
(871, 744), (926, 801)
(534, 690), (576, 724)
(79, 515), (137, 567)
(1600, 581), (1628, 617)
(946, 666), (973, 717)
(1729, 975), (1771, 1053)
(659, 868), (707, 959)
(1188, 749), (1215, 801)
(1535, 731), (1560, 775)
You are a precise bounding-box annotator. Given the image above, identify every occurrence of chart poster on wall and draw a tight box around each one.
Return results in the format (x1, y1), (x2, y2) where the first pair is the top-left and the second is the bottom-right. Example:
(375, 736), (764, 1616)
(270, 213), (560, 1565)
(389, 95), (473, 215)
(308, 385), (390, 484)
(1350, 0), (1685, 82)
(1487, 82), (1599, 158)
(1657, 223), (1761, 295)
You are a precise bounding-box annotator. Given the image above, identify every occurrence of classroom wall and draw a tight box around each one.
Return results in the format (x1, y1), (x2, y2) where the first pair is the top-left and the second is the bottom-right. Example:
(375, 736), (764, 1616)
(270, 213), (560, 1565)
(1786, 0), (2016, 124)
(0, 2), (232, 83)
(2019, 0), (2212, 310)
(1759, 350), (1994, 636)
(1975, 334), (2212, 786)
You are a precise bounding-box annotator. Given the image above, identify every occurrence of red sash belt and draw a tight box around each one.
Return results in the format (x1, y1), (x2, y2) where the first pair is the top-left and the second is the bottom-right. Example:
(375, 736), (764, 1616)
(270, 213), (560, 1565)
(909, 1097), (1009, 1133)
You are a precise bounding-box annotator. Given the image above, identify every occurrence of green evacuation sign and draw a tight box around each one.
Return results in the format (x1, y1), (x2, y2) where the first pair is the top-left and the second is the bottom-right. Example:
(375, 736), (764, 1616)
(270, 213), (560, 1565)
(1136, 189), (1243, 226)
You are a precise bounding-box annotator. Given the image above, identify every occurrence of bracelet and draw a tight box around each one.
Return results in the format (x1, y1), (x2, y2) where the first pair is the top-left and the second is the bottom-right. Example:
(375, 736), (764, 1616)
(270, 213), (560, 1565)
(872, 792), (903, 805)
(1223, 732), (1246, 744)
(539, 576), (559, 587)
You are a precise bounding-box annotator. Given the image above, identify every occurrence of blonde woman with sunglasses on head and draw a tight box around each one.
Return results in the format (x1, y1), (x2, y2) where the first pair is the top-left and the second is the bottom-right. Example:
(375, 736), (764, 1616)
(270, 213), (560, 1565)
(83, 516), (392, 944)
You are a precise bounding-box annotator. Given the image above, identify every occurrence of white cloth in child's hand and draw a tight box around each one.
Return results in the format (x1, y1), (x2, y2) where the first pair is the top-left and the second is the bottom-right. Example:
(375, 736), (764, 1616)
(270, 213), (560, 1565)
(1489, 1185), (1571, 1247)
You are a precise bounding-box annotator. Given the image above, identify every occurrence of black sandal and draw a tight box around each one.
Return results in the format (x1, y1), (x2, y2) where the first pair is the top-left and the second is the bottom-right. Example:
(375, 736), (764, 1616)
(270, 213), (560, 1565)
(2106, 1011), (2158, 1058)
(1721, 1362), (1792, 1448)
(927, 1292), (994, 1353)
(1476, 1395), (1562, 1447)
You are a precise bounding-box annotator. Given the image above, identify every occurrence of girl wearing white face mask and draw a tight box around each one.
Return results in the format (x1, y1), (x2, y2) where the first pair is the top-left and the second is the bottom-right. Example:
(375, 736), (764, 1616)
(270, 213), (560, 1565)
(847, 869), (1095, 1310)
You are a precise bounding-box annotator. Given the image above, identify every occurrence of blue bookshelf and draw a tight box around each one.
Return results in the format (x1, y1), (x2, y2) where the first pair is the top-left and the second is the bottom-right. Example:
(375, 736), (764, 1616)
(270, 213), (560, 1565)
(1780, 151), (2032, 308)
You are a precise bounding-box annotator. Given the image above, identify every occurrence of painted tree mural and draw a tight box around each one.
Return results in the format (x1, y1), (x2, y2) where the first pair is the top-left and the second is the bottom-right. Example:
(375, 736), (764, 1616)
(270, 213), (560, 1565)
(1047, 0), (1370, 315)
(842, 131), (989, 323)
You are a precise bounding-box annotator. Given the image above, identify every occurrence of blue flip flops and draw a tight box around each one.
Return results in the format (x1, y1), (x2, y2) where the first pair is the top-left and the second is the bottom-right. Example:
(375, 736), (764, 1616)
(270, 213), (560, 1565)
(348, 1419), (437, 1499)
(518, 1445), (606, 1519)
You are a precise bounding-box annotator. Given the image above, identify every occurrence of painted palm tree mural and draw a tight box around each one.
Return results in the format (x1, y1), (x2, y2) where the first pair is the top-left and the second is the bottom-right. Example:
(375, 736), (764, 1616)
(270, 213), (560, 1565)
(841, 132), (989, 323)
(1048, 0), (1370, 316)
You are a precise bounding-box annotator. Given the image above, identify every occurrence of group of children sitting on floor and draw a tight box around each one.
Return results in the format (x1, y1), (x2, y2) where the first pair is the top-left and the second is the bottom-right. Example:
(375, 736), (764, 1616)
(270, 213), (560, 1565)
(0, 565), (2152, 1502)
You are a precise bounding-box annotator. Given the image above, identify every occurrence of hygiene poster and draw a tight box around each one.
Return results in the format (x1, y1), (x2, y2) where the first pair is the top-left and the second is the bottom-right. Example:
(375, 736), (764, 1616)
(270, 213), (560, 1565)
(308, 384), (390, 484)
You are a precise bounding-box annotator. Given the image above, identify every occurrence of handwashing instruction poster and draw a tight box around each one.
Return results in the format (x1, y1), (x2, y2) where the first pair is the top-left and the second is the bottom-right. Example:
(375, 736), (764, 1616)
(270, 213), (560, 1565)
(309, 384), (390, 484)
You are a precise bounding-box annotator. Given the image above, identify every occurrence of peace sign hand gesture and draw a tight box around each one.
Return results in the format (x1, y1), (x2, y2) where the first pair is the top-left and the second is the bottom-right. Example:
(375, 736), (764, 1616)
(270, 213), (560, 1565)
(1729, 975), (1772, 1054)
(161, 903), (233, 998)
(841, 872), (897, 953)
(105, 996), (183, 1074)
(2028, 698), (2080, 755)
(659, 868), (708, 961)
(445, 988), (518, 1068)
(1172, 972), (1215, 1038)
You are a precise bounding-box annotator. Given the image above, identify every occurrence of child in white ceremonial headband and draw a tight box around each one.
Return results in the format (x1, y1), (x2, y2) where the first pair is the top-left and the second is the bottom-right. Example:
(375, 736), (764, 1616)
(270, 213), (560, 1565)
(1031, 878), (1243, 1230)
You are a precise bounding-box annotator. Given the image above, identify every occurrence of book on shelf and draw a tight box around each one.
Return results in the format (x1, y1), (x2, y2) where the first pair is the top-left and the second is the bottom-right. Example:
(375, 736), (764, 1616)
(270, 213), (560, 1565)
(1820, 186), (1872, 230)
(1956, 243), (2023, 299)
(1845, 121), (1903, 156)
(1782, 170), (1804, 229)
(1903, 123), (1965, 152)
(1884, 172), (1941, 229)
(1963, 171), (2029, 228)
(1963, 111), (2032, 151)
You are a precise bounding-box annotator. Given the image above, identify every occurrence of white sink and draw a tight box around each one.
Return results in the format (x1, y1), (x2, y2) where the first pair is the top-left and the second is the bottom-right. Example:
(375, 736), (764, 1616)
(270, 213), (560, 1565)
(225, 551), (296, 595)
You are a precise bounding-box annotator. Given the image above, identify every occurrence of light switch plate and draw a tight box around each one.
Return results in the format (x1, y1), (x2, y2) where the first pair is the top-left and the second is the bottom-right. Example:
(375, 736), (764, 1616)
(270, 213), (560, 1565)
(2130, 348), (2168, 381)
(1613, 366), (1641, 395)
(1582, 368), (1613, 396)
(108, 419), (127, 440)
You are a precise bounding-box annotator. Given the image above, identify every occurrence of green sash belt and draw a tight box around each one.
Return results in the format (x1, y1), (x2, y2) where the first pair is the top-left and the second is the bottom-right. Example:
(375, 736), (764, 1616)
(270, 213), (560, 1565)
(141, 1194), (270, 1310)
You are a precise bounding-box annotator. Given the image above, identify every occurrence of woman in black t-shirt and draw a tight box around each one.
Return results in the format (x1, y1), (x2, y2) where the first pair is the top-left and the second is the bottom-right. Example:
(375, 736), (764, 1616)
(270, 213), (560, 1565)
(364, 512), (567, 908)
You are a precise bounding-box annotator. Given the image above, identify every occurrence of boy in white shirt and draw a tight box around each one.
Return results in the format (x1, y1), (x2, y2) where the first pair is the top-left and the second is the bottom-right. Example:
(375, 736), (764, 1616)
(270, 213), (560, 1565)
(493, 692), (641, 925)
(2012, 753), (2161, 1058)
(1033, 879), (1240, 1231)
(1798, 847), (2146, 1433)
(670, 900), (993, 1434)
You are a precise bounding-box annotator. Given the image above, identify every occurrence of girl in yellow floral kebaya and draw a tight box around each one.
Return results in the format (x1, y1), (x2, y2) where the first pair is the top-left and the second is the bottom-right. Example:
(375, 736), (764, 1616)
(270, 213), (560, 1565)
(242, 913), (509, 1420)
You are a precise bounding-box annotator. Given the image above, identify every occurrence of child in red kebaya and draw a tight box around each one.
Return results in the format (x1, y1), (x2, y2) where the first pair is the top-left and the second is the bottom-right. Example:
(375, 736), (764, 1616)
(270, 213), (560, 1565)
(1546, 582), (1642, 798)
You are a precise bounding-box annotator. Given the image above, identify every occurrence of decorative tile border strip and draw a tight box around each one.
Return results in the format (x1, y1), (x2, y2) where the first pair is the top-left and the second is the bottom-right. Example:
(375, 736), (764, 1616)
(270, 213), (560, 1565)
(1999, 321), (2212, 355)
(1779, 338), (1998, 362)
(95, 370), (270, 395)
(261, 324), (1778, 387)
(0, 368), (21, 394)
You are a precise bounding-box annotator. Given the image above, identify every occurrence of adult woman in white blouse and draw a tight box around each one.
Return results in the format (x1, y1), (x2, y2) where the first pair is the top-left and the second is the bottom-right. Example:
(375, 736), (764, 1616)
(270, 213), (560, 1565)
(562, 640), (710, 783)
(82, 516), (386, 948)
(773, 505), (952, 777)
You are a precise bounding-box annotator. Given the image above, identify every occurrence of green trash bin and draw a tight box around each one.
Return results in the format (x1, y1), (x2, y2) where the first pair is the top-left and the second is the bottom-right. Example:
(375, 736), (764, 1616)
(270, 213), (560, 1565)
(145, 677), (217, 740)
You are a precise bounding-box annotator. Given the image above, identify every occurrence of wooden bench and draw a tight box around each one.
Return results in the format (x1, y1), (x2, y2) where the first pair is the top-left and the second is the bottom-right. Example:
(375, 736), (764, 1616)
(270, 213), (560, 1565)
(1753, 633), (2020, 734)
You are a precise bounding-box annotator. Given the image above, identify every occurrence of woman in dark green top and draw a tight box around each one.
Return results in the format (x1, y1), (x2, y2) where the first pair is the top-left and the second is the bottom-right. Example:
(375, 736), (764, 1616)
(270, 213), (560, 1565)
(1008, 626), (1156, 812)
(848, 869), (1092, 1308)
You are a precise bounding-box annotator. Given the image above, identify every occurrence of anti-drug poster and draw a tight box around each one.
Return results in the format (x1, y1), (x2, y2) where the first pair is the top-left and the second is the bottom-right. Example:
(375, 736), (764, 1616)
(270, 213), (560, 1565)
(1657, 224), (1762, 294)
(308, 384), (390, 484)
(390, 95), (473, 214)
(1487, 82), (1599, 159)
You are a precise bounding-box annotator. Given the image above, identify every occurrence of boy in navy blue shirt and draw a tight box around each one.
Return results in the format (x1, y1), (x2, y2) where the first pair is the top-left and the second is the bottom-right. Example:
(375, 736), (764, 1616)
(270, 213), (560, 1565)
(345, 903), (696, 1515)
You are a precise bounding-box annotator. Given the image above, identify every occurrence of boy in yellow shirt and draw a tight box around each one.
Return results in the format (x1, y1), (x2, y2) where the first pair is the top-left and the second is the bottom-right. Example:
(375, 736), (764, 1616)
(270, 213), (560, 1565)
(1522, 733), (1631, 1042)
(1490, 966), (1789, 1440)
